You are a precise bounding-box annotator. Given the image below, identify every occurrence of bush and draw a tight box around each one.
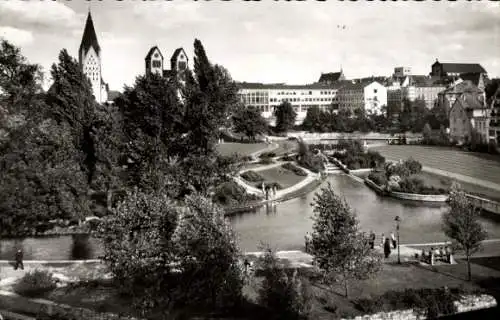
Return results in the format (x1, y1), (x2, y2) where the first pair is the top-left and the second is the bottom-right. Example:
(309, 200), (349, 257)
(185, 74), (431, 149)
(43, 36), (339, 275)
(368, 170), (387, 186)
(213, 181), (261, 206)
(260, 152), (277, 158)
(281, 154), (297, 162)
(403, 158), (422, 175)
(353, 287), (465, 318)
(298, 154), (324, 173)
(282, 163), (307, 176)
(241, 170), (264, 183)
(14, 269), (57, 297)
(258, 248), (313, 319)
(259, 157), (274, 165)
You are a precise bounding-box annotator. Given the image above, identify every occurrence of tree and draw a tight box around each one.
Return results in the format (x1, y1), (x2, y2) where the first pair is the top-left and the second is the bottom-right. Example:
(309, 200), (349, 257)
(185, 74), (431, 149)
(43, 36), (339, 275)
(0, 39), (43, 111)
(232, 106), (268, 140)
(301, 105), (322, 132)
(485, 78), (500, 105)
(310, 184), (382, 297)
(95, 190), (244, 317)
(258, 245), (312, 320)
(182, 40), (239, 155)
(274, 101), (296, 133)
(442, 183), (487, 281)
(423, 123), (432, 144)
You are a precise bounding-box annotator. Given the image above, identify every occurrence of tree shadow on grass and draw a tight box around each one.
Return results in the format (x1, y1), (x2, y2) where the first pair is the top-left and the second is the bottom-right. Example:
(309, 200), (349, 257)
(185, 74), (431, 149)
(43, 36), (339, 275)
(470, 256), (500, 272)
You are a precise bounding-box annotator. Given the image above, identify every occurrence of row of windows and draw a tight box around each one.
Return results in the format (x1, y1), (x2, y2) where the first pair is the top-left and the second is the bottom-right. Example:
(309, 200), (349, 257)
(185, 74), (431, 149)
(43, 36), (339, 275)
(275, 90), (335, 96)
(269, 97), (335, 103)
(247, 104), (331, 113)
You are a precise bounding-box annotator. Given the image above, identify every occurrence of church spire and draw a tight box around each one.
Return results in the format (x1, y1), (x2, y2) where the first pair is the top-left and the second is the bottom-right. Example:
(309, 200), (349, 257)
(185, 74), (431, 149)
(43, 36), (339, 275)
(79, 11), (101, 57)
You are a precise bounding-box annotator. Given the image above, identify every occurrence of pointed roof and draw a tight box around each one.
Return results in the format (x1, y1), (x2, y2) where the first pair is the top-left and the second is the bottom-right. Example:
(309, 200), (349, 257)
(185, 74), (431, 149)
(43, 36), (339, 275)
(145, 46), (164, 62)
(318, 72), (343, 83)
(170, 48), (187, 65)
(79, 12), (101, 56)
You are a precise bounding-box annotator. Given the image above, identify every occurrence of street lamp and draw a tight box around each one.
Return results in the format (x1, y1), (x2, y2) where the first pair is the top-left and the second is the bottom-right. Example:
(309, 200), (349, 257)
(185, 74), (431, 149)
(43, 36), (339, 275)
(395, 216), (401, 264)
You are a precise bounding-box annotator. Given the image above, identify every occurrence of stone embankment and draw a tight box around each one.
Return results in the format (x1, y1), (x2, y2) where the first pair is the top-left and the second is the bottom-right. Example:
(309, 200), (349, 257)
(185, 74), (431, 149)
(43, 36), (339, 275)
(341, 294), (497, 320)
(364, 178), (449, 203)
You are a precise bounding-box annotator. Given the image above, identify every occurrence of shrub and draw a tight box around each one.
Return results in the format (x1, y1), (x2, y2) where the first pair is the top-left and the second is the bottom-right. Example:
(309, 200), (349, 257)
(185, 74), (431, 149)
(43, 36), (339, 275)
(259, 157), (274, 165)
(14, 270), (57, 297)
(258, 248), (313, 319)
(241, 170), (264, 183)
(368, 170), (387, 186)
(282, 163), (307, 176)
(403, 158), (422, 175)
(353, 287), (464, 318)
(260, 152), (277, 158)
(213, 181), (260, 205)
(281, 154), (297, 162)
(298, 154), (324, 173)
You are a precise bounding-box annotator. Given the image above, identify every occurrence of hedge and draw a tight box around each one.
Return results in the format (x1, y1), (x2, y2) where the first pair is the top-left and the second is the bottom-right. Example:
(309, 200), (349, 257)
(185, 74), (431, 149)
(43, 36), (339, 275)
(241, 170), (264, 183)
(281, 163), (307, 176)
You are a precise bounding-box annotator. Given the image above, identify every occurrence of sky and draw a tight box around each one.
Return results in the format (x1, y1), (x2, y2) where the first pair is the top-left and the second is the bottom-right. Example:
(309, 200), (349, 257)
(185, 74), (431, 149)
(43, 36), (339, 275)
(1, 0), (499, 92)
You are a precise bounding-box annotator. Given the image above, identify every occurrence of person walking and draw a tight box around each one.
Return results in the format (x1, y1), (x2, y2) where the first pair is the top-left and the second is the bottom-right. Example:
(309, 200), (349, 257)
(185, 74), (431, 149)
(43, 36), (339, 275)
(391, 232), (397, 249)
(14, 249), (24, 270)
(384, 238), (392, 259)
(380, 233), (385, 247)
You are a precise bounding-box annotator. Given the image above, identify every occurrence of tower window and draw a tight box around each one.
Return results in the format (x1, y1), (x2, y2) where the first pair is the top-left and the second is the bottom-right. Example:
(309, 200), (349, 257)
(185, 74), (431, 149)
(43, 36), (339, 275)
(178, 61), (187, 70)
(152, 60), (161, 68)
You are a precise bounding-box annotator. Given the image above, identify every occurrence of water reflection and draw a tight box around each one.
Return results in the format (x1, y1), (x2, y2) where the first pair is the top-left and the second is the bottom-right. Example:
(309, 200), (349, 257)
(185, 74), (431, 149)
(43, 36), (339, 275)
(2, 174), (500, 260)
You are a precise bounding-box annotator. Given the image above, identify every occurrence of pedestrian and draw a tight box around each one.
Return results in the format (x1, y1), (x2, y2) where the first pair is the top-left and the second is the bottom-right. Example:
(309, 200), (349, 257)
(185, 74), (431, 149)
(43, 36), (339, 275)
(391, 232), (397, 249)
(273, 186), (277, 199)
(384, 238), (391, 259)
(14, 249), (24, 270)
(243, 258), (250, 275)
(369, 231), (376, 249)
(380, 233), (385, 247)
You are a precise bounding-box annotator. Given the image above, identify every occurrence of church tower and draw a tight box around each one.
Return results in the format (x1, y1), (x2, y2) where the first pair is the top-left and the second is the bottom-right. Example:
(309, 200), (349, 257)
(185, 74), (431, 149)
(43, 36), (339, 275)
(79, 11), (108, 104)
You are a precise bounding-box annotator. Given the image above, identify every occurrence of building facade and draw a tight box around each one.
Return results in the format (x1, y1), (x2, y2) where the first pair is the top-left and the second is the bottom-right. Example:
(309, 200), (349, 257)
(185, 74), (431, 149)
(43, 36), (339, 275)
(79, 12), (108, 104)
(237, 83), (339, 125)
(430, 59), (487, 79)
(490, 88), (500, 145)
(394, 67), (412, 78)
(144, 46), (189, 82)
(449, 93), (490, 144)
(437, 80), (485, 114)
(337, 81), (387, 115)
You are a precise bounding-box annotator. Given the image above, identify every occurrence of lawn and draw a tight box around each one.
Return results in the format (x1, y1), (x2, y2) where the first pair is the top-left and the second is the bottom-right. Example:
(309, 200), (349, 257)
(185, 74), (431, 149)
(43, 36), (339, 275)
(371, 146), (500, 185)
(216, 142), (268, 157)
(416, 171), (500, 203)
(256, 166), (306, 189)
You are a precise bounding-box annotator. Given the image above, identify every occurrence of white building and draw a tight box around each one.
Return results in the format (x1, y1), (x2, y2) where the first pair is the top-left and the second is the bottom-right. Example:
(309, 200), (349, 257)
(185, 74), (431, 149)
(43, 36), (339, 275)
(336, 81), (387, 115)
(394, 67), (412, 78)
(237, 83), (340, 125)
(78, 12), (108, 104)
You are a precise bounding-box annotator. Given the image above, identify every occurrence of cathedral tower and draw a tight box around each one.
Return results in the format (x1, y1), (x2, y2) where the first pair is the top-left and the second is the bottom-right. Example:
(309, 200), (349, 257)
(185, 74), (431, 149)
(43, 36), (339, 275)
(79, 11), (108, 103)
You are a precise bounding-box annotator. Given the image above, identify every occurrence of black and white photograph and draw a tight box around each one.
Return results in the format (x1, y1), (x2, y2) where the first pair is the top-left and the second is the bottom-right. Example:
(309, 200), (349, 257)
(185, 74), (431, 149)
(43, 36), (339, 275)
(0, 0), (500, 319)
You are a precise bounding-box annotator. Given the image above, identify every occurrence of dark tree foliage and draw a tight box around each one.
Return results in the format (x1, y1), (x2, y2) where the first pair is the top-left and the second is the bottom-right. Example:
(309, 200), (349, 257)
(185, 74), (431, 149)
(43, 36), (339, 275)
(274, 101), (296, 133)
(485, 78), (500, 105)
(232, 106), (268, 140)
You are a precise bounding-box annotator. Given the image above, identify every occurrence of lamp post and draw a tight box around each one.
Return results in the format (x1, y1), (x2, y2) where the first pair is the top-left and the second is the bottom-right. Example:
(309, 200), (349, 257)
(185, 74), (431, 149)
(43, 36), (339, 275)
(395, 216), (401, 264)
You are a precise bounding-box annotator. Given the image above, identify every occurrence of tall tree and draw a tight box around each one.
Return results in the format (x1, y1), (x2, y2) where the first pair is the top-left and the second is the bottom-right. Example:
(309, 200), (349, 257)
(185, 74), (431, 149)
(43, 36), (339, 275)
(301, 105), (322, 132)
(274, 101), (296, 133)
(46, 49), (99, 185)
(182, 40), (239, 155)
(310, 184), (382, 297)
(232, 106), (268, 140)
(442, 183), (487, 281)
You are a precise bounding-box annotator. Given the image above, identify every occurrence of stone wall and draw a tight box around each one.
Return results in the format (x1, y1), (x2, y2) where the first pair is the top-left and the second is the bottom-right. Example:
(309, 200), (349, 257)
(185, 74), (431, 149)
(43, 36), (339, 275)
(341, 294), (497, 320)
(388, 190), (449, 202)
(466, 194), (500, 215)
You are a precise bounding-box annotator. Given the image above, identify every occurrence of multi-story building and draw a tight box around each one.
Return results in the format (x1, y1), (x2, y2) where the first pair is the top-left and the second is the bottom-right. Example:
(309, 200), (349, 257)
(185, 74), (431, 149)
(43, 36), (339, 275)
(430, 59), (487, 80)
(78, 12), (109, 104)
(336, 81), (387, 115)
(402, 76), (446, 109)
(394, 67), (412, 78)
(237, 82), (340, 125)
(449, 92), (490, 144)
(489, 87), (500, 145)
(437, 80), (485, 114)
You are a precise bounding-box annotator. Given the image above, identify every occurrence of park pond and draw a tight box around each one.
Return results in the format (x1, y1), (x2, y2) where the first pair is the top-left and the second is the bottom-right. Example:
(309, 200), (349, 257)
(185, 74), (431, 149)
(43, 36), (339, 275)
(2, 174), (500, 260)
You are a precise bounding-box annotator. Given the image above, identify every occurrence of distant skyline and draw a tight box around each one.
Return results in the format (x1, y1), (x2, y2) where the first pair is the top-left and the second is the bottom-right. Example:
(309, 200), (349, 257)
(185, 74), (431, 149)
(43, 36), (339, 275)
(1, 0), (499, 91)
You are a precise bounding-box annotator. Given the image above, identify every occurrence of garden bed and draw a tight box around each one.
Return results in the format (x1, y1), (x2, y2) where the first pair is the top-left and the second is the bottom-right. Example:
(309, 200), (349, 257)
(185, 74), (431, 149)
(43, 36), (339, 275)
(256, 166), (307, 189)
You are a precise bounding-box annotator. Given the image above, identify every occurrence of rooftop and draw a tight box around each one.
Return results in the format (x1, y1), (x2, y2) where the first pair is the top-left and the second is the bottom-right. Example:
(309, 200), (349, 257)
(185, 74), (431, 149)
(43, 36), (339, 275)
(79, 12), (101, 56)
(434, 61), (487, 74)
